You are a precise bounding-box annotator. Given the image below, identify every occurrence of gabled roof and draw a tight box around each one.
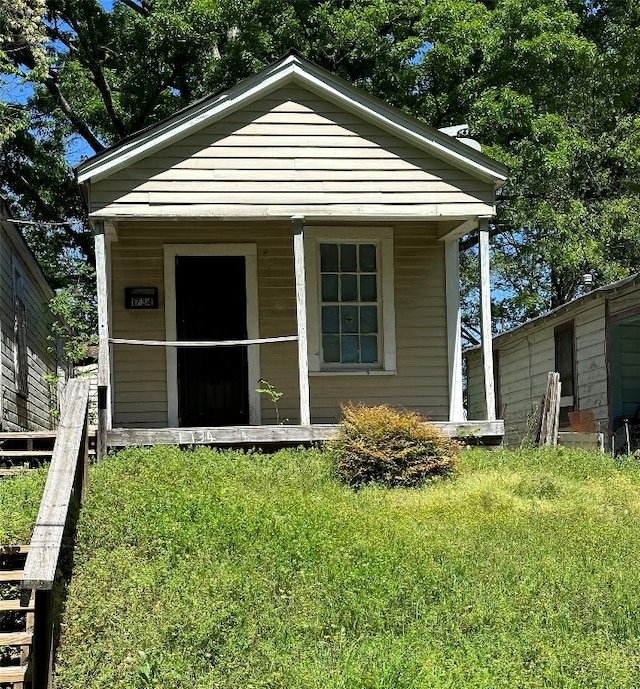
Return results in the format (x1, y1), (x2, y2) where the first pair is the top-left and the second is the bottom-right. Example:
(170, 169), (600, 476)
(76, 52), (508, 187)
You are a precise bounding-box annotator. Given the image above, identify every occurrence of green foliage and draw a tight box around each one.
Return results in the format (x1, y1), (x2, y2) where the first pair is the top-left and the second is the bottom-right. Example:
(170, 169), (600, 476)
(463, 0), (640, 325)
(134, 651), (158, 689)
(331, 403), (460, 487)
(0, 465), (48, 544)
(52, 445), (640, 688)
(0, 0), (48, 79)
(2, 0), (640, 337)
(48, 271), (98, 366)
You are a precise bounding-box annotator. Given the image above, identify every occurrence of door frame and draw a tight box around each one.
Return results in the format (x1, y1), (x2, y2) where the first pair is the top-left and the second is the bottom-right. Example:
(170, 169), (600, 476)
(164, 243), (261, 427)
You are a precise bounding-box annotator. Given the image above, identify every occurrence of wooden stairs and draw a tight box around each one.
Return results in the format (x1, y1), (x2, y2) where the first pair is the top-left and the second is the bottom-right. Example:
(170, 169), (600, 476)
(0, 545), (33, 688)
(0, 432), (58, 687)
(0, 430), (96, 479)
(0, 382), (92, 689)
(0, 432), (57, 478)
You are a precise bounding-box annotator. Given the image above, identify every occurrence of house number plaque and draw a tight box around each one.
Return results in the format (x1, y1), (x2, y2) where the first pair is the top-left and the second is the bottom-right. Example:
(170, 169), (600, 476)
(125, 287), (158, 309)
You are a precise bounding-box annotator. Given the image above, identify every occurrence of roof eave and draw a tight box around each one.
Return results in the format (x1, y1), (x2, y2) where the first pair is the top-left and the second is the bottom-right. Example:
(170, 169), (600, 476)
(464, 273), (640, 353)
(77, 54), (508, 187)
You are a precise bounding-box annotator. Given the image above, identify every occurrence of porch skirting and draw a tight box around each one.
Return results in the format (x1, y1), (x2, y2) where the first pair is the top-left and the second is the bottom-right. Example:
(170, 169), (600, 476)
(106, 420), (504, 449)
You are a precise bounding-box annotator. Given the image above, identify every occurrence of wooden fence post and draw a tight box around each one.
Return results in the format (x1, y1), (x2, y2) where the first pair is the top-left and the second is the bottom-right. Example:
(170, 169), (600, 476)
(97, 385), (107, 462)
(539, 372), (561, 446)
(32, 589), (54, 689)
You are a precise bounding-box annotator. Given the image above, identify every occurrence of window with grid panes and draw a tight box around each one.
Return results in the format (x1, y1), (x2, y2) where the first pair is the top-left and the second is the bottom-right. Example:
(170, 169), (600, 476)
(319, 242), (380, 366)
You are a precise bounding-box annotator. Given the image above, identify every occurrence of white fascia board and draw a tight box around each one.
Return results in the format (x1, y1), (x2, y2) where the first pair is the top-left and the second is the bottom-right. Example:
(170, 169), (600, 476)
(78, 54), (508, 186)
(295, 67), (507, 185)
(77, 59), (301, 183)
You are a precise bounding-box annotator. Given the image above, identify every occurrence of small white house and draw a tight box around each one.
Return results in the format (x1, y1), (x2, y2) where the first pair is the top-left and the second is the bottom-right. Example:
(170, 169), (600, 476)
(0, 199), (59, 430)
(466, 274), (640, 448)
(76, 53), (508, 444)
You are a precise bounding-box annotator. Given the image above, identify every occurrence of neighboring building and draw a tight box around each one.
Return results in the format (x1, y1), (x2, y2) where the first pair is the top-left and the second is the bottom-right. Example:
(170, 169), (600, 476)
(0, 198), (59, 430)
(76, 52), (507, 437)
(466, 275), (640, 447)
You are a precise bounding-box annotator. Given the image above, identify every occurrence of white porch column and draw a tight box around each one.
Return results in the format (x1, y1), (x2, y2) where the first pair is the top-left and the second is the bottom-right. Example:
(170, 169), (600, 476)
(94, 221), (112, 458)
(479, 218), (496, 421)
(292, 216), (311, 425)
(445, 237), (464, 421)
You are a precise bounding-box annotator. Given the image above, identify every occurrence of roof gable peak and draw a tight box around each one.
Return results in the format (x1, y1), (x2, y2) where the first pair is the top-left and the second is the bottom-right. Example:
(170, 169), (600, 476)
(77, 52), (507, 186)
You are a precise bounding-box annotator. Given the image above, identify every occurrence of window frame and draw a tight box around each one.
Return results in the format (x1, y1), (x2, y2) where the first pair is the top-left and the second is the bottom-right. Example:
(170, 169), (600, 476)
(554, 320), (576, 426)
(304, 227), (396, 375)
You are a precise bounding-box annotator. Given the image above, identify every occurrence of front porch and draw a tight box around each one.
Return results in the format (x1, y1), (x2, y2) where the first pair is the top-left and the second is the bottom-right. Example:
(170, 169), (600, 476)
(105, 420), (505, 450)
(93, 217), (504, 456)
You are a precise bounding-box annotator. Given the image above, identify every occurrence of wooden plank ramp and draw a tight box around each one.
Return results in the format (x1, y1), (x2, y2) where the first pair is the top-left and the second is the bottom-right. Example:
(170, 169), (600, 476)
(0, 381), (92, 688)
(17, 378), (91, 689)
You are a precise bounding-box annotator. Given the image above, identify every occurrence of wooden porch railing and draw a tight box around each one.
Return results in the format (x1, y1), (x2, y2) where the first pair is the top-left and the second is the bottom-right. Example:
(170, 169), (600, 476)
(21, 378), (91, 689)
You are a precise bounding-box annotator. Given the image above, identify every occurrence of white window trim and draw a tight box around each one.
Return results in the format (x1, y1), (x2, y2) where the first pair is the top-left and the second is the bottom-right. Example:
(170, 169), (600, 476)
(163, 243), (261, 427)
(304, 227), (396, 374)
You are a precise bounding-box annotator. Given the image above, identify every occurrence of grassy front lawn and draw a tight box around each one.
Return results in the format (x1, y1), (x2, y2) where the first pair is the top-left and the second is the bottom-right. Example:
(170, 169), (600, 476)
(55, 446), (640, 688)
(0, 467), (48, 545)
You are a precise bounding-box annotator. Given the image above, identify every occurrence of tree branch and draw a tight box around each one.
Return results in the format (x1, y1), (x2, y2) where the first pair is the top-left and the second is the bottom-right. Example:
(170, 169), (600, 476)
(461, 325), (480, 347)
(59, 8), (127, 139)
(129, 83), (166, 131)
(118, 0), (150, 17)
(43, 76), (105, 153)
(458, 224), (505, 252)
(6, 168), (94, 263)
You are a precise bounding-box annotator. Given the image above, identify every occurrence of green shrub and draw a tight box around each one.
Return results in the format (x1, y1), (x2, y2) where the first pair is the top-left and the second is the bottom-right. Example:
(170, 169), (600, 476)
(331, 403), (460, 487)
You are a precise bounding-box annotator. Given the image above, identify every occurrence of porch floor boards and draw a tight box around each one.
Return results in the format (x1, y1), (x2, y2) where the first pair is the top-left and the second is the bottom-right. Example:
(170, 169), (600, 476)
(106, 420), (504, 449)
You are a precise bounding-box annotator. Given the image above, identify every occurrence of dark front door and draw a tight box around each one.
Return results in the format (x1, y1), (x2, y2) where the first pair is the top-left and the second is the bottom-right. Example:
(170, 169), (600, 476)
(175, 255), (249, 426)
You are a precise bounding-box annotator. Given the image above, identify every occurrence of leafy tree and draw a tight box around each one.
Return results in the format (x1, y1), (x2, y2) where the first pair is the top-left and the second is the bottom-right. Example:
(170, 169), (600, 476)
(1, 0), (639, 348)
(416, 0), (640, 338)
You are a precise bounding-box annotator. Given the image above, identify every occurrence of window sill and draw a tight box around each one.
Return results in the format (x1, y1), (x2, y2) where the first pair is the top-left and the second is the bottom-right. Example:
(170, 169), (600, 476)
(309, 370), (397, 377)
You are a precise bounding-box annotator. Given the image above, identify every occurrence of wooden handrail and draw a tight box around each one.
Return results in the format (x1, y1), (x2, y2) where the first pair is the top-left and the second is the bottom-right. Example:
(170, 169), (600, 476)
(19, 377), (90, 689)
(22, 378), (90, 590)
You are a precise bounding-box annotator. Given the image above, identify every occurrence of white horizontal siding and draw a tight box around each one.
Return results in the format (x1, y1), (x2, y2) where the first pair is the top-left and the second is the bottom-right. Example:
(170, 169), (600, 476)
(574, 304), (608, 429)
(468, 300), (613, 445)
(110, 220), (450, 427)
(0, 226), (57, 430)
(608, 285), (640, 317)
(90, 86), (495, 219)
